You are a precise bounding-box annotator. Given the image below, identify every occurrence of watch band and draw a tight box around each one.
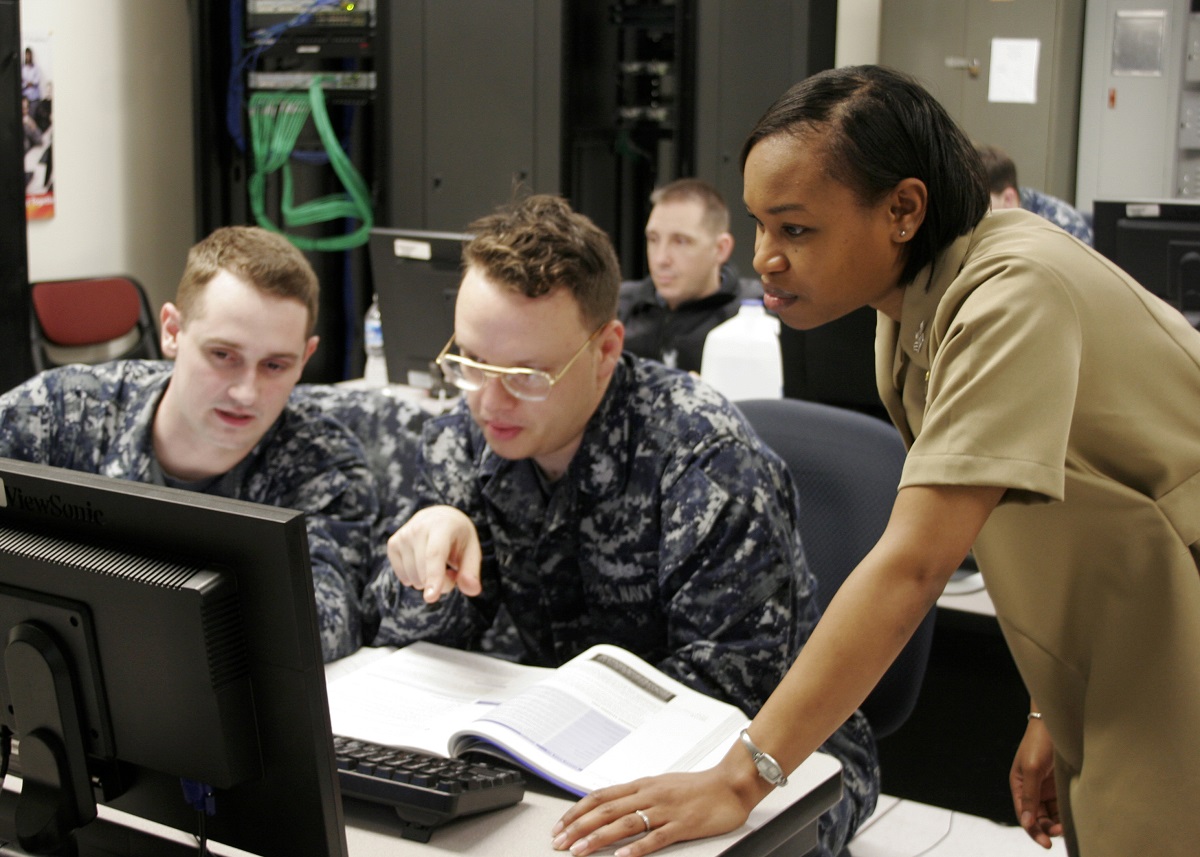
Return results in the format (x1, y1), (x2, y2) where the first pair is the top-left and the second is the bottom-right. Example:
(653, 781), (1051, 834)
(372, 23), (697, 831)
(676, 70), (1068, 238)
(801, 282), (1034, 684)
(738, 729), (788, 787)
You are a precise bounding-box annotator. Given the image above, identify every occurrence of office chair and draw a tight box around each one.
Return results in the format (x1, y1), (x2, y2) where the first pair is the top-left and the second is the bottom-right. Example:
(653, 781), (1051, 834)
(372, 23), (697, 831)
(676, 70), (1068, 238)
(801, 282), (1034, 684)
(29, 276), (162, 372)
(736, 398), (936, 740)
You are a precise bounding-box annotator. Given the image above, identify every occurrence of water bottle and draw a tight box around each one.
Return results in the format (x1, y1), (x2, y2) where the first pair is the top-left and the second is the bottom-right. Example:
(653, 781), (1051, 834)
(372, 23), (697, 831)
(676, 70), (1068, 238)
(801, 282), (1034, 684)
(699, 299), (783, 400)
(363, 295), (389, 387)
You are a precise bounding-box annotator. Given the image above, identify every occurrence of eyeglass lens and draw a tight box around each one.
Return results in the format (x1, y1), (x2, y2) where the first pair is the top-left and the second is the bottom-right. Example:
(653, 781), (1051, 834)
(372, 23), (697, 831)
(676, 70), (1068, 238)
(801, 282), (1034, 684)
(442, 361), (551, 400)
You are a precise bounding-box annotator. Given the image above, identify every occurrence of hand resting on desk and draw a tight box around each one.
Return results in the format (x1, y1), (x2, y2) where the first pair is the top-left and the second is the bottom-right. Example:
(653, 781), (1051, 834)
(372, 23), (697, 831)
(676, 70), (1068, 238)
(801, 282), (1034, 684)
(551, 749), (769, 857)
(387, 505), (484, 603)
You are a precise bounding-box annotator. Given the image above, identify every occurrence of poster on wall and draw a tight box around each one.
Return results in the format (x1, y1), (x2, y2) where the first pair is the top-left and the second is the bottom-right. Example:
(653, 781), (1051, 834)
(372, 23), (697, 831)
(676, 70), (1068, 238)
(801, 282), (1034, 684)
(21, 30), (54, 220)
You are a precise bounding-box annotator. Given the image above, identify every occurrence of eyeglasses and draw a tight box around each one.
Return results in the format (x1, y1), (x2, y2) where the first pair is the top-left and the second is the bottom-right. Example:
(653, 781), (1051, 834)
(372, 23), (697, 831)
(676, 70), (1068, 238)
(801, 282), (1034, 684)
(435, 324), (608, 402)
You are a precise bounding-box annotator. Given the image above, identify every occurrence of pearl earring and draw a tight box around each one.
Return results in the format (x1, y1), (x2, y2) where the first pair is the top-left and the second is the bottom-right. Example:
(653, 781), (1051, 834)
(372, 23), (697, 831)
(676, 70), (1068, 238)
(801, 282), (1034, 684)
(899, 230), (907, 238)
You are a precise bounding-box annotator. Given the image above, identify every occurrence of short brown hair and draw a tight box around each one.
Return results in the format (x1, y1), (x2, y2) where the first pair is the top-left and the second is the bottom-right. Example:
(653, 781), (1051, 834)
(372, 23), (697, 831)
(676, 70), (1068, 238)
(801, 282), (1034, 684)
(176, 226), (320, 336)
(649, 178), (731, 235)
(973, 142), (1019, 196)
(463, 194), (620, 329)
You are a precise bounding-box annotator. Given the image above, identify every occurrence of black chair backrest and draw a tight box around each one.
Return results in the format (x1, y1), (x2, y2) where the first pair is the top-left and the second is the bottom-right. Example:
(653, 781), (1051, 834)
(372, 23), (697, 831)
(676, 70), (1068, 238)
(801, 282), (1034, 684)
(736, 397), (935, 739)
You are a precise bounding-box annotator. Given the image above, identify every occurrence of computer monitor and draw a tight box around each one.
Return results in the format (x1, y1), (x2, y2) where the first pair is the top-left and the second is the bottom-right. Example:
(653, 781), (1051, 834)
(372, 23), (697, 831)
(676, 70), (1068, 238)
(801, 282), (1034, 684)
(0, 458), (347, 857)
(367, 227), (471, 389)
(1093, 199), (1200, 321)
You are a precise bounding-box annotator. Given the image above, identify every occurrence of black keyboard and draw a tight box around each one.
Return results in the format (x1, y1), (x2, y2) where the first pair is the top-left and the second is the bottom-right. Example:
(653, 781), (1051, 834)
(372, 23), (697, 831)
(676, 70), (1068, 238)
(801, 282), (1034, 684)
(333, 735), (526, 842)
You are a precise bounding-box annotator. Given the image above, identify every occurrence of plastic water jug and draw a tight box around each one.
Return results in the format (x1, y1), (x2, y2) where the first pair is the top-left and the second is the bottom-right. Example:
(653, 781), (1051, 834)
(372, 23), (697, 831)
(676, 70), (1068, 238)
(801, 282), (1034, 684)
(700, 300), (783, 400)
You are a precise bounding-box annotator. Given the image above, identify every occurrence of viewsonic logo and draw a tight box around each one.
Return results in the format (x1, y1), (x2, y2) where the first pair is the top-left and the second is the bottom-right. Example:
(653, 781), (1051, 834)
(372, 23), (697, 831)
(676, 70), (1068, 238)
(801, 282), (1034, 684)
(0, 480), (105, 526)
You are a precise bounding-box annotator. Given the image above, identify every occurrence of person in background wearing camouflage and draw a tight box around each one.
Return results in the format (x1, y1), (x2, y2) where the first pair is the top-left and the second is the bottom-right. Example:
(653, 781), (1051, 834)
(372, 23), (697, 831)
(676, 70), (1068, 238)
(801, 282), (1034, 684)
(0, 226), (378, 662)
(364, 194), (879, 857)
(975, 142), (1094, 246)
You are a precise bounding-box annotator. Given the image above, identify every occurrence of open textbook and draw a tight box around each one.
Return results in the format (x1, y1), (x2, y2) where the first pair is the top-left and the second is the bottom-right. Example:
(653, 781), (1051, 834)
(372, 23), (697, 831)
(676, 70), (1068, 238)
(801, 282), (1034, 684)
(326, 642), (755, 796)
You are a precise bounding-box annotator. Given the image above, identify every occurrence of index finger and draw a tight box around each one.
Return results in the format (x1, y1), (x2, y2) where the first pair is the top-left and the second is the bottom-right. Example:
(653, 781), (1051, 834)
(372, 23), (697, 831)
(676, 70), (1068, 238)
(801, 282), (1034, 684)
(419, 532), (457, 603)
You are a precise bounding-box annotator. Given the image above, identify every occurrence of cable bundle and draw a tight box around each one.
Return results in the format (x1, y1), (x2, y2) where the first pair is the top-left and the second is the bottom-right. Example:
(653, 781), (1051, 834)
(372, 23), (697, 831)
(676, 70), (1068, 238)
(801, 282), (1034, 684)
(248, 78), (373, 251)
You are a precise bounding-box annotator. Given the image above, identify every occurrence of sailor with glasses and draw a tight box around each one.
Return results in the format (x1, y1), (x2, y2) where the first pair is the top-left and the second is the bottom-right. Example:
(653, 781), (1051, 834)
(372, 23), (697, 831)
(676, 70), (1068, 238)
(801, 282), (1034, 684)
(361, 194), (878, 857)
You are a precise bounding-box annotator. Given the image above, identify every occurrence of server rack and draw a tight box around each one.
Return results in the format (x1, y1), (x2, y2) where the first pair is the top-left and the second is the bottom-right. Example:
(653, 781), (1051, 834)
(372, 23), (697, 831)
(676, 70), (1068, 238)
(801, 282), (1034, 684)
(193, 0), (835, 380)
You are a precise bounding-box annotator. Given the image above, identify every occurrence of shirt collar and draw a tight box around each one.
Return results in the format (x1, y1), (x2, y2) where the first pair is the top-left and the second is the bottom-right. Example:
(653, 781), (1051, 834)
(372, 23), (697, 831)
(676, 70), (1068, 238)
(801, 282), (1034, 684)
(891, 227), (976, 386)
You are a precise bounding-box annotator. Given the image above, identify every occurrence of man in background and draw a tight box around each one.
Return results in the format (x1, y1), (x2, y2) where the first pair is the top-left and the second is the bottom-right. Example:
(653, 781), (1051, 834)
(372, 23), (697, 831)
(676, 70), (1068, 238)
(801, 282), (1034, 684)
(365, 193), (878, 857)
(619, 178), (762, 372)
(0, 226), (378, 661)
(976, 142), (1093, 245)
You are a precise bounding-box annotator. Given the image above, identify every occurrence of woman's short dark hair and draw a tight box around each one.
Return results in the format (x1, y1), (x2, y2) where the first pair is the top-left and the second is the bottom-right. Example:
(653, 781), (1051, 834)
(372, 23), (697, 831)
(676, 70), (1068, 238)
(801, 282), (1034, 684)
(740, 65), (989, 287)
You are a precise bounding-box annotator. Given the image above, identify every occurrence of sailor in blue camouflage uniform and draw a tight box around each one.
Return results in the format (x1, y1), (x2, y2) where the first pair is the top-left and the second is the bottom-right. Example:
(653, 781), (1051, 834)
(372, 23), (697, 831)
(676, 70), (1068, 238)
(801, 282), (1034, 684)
(366, 194), (878, 857)
(292, 382), (431, 583)
(976, 142), (1093, 245)
(1017, 187), (1093, 246)
(0, 227), (378, 661)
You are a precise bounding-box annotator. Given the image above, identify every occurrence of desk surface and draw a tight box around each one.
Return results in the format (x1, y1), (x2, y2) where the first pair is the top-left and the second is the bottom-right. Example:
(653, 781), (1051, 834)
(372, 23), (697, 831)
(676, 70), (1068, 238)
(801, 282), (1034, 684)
(343, 754), (841, 857)
(936, 571), (996, 617)
(0, 754), (839, 857)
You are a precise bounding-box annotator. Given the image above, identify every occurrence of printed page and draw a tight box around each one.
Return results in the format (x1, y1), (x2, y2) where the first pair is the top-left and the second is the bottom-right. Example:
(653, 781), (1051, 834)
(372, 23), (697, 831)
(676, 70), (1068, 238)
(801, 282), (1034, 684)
(326, 642), (551, 757)
(449, 644), (746, 795)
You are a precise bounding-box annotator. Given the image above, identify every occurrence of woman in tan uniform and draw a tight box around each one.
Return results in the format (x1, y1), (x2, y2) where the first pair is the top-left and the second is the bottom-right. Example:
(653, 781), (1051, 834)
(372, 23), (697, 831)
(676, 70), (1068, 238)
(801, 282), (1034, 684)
(552, 65), (1200, 857)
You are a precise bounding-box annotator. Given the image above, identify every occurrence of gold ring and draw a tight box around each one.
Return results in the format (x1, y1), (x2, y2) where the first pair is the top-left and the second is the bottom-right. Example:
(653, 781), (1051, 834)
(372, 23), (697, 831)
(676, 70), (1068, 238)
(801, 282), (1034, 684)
(635, 809), (651, 832)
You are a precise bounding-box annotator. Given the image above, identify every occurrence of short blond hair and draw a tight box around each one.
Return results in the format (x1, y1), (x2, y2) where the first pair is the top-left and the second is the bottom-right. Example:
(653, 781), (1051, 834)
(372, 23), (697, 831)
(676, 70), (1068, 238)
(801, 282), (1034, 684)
(176, 226), (320, 336)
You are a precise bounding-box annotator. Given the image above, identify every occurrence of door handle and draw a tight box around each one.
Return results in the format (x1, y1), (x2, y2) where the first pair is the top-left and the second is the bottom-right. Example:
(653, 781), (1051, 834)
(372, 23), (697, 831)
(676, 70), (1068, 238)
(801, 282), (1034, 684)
(944, 56), (981, 78)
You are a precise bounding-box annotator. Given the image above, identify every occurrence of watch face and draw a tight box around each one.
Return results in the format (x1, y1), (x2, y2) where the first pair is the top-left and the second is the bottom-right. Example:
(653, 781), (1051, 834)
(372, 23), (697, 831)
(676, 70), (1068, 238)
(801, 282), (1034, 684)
(739, 729), (787, 786)
(756, 755), (785, 784)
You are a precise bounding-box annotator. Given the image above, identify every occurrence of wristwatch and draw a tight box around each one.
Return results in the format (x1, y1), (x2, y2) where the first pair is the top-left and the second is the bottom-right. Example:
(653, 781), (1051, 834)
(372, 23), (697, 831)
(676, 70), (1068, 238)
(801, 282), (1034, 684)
(738, 729), (788, 787)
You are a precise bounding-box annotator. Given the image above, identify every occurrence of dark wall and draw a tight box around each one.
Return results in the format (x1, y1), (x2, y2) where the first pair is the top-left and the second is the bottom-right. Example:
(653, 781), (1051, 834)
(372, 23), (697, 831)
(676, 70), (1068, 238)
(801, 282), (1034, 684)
(0, 0), (33, 393)
(694, 0), (836, 279)
(781, 307), (888, 422)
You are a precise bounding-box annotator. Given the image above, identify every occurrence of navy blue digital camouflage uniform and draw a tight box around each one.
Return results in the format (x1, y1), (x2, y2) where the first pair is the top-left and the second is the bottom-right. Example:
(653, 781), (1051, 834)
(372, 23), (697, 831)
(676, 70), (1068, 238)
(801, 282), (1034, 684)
(292, 383), (431, 571)
(363, 355), (879, 857)
(0, 361), (379, 661)
(1020, 187), (1093, 246)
